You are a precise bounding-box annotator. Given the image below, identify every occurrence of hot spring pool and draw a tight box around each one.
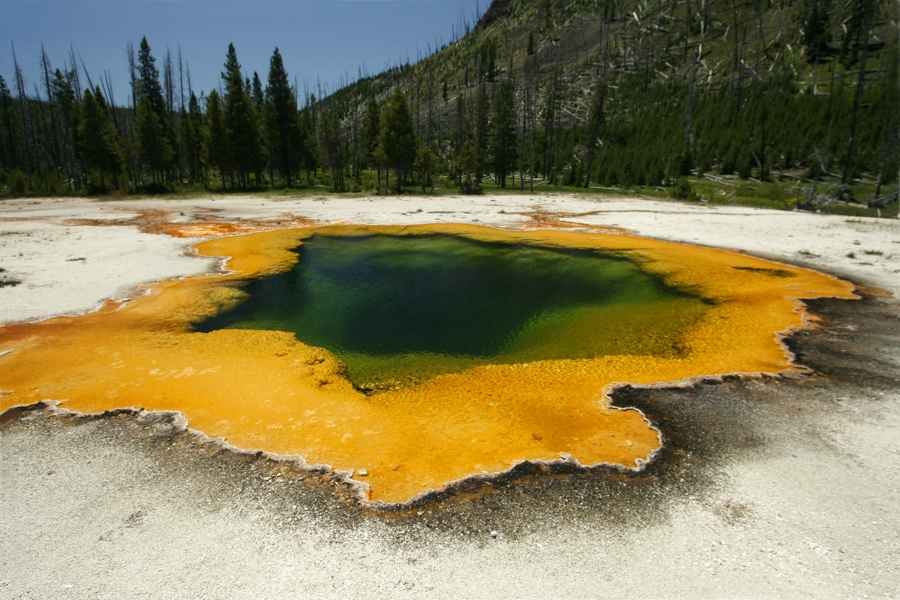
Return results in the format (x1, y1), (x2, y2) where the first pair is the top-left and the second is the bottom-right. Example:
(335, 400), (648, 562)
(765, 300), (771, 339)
(195, 234), (710, 389)
(0, 224), (856, 504)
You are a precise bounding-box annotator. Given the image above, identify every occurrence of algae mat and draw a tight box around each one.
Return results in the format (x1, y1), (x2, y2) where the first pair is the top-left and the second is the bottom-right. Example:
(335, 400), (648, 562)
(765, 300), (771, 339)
(0, 225), (856, 505)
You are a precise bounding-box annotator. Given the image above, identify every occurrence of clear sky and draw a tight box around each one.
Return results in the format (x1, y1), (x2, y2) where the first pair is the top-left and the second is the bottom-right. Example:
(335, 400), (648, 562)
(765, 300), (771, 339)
(2, 0), (486, 102)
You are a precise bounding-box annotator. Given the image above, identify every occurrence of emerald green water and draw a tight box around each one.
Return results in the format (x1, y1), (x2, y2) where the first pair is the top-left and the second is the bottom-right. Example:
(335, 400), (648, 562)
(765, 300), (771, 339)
(195, 235), (709, 389)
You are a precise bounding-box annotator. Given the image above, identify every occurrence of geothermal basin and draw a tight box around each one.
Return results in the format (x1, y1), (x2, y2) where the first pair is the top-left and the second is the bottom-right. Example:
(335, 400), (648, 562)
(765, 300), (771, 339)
(0, 223), (857, 505)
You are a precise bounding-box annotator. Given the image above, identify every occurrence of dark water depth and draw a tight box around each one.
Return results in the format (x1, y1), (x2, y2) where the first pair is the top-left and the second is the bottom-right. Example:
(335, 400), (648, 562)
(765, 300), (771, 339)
(195, 235), (709, 389)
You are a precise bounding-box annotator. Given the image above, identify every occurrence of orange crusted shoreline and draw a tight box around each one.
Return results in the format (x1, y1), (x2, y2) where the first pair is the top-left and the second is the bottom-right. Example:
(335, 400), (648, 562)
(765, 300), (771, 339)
(0, 224), (857, 504)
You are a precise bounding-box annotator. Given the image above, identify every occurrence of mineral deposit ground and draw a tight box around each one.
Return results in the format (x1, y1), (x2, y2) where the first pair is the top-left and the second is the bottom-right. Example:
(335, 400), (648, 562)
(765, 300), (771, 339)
(1, 194), (899, 599)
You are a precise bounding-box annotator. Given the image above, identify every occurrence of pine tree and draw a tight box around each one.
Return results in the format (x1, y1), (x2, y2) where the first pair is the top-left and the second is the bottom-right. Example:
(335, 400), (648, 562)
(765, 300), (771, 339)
(803, 0), (832, 63)
(364, 97), (381, 170)
(458, 139), (480, 194)
(582, 82), (606, 187)
(379, 88), (416, 193)
(182, 92), (205, 184)
(93, 89), (124, 181)
(136, 38), (174, 184)
(77, 90), (99, 171)
(221, 43), (262, 188)
(251, 72), (265, 111)
(319, 104), (346, 192)
(453, 84), (487, 195)
(873, 40), (899, 196)
(0, 76), (17, 174)
(841, 0), (878, 182)
(136, 97), (170, 184)
(136, 40), (168, 145)
(265, 48), (300, 186)
(37, 47), (64, 175)
(415, 143), (437, 192)
(378, 89), (416, 192)
(79, 87), (122, 191)
(451, 93), (466, 184)
(541, 70), (561, 183)
(50, 69), (79, 182)
(298, 105), (318, 185)
(474, 82), (489, 187)
(840, 0), (878, 66)
(479, 40), (498, 82)
(288, 93), (308, 185)
(205, 89), (229, 189)
(520, 47), (538, 192)
(251, 71), (268, 183)
(348, 90), (363, 186)
(492, 78), (518, 188)
(540, 0), (553, 31)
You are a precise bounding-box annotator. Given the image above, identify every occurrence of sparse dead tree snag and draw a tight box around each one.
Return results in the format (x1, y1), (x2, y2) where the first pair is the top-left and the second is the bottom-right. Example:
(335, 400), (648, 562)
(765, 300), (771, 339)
(841, 0), (879, 183)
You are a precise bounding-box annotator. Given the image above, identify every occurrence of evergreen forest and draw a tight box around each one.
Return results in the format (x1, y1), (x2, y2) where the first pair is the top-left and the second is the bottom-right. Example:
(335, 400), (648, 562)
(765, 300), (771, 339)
(0, 0), (897, 214)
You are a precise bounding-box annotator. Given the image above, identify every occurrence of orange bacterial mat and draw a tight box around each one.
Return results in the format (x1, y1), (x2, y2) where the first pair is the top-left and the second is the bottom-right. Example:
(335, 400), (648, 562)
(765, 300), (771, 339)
(0, 224), (857, 505)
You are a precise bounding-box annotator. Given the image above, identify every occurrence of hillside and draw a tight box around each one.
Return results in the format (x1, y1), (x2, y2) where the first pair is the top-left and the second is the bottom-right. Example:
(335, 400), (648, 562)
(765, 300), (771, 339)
(1, 0), (896, 209)
(323, 0), (898, 201)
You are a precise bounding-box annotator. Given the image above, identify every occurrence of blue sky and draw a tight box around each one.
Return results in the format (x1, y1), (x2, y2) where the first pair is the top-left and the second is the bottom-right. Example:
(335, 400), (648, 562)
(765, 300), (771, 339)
(2, 0), (485, 102)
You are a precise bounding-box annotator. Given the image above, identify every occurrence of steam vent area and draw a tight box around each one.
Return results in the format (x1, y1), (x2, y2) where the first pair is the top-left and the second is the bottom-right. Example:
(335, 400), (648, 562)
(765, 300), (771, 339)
(0, 222), (856, 506)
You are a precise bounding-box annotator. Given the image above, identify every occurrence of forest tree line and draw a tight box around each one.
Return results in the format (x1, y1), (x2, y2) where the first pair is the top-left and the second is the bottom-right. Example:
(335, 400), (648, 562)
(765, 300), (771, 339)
(0, 0), (898, 200)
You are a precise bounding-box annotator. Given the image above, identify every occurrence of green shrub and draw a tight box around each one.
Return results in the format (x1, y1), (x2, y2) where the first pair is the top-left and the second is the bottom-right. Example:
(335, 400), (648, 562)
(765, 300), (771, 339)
(735, 183), (757, 197)
(737, 153), (753, 179)
(135, 180), (172, 195)
(42, 170), (67, 196)
(670, 177), (698, 201)
(764, 183), (786, 202)
(9, 169), (28, 197)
